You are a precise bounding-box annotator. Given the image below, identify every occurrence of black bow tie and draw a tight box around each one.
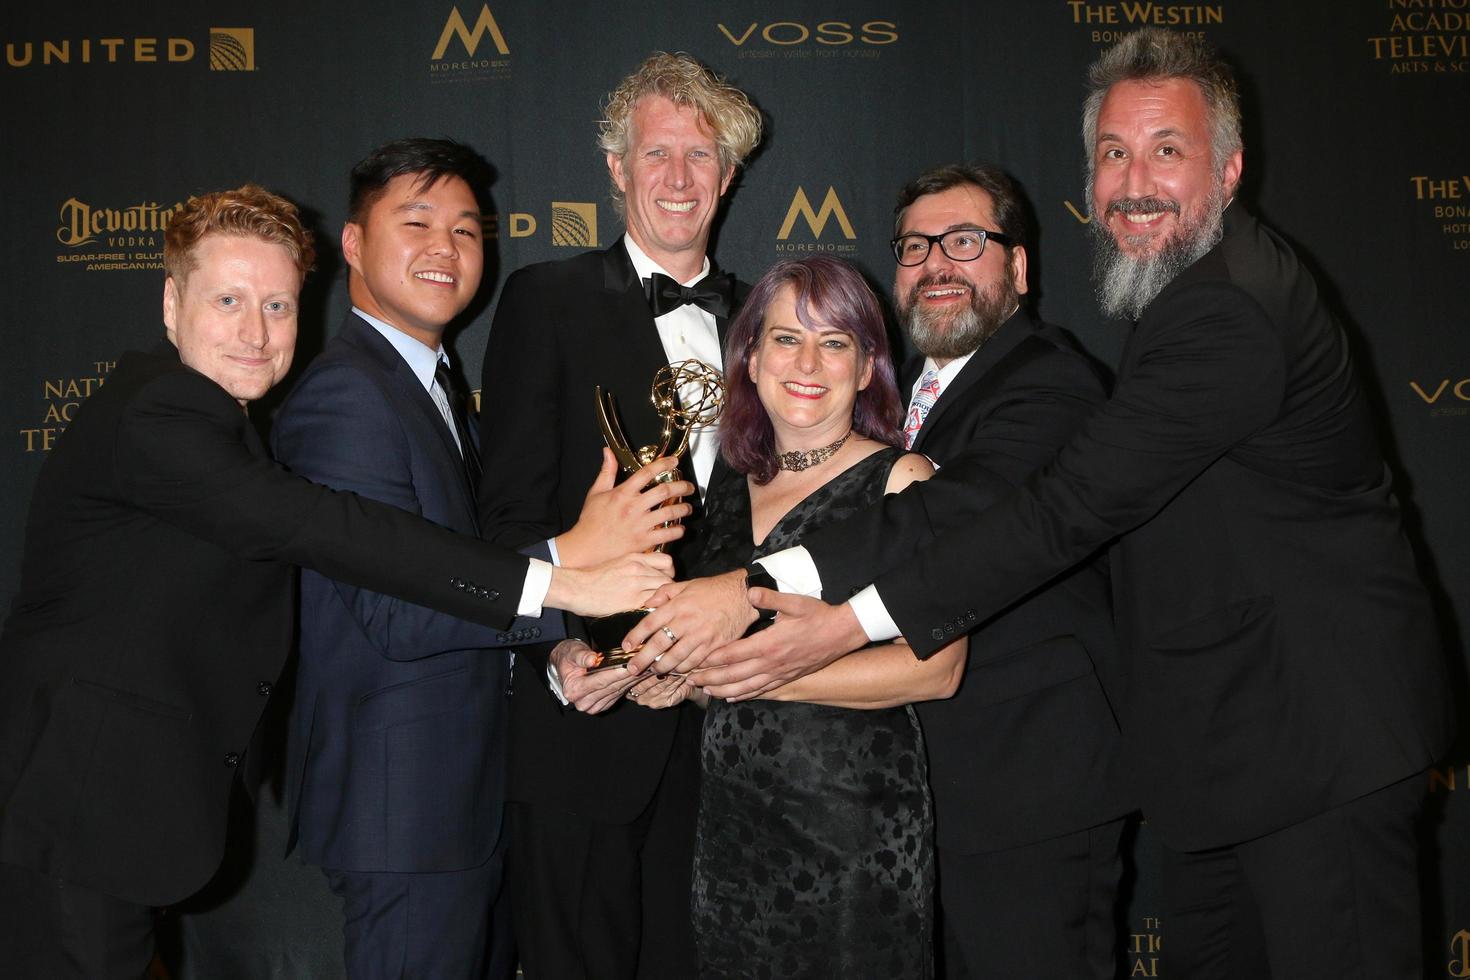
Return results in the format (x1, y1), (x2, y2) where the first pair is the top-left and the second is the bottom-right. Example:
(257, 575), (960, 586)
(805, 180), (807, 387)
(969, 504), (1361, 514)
(643, 271), (733, 319)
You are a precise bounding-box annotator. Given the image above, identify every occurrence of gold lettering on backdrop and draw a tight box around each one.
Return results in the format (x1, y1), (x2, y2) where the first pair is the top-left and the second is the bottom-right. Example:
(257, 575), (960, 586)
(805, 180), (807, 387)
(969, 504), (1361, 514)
(1128, 916), (1162, 977)
(19, 363), (113, 453)
(1409, 175), (1470, 198)
(1368, 0), (1470, 67)
(717, 20), (898, 46)
(1408, 379), (1470, 404)
(1066, 2), (1223, 26)
(5, 35), (200, 67)
(432, 5), (509, 59)
(1428, 764), (1464, 792)
(56, 199), (185, 248)
(508, 214), (536, 238)
(1450, 929), (1470, 979)
(1405, 174), (1470, 251)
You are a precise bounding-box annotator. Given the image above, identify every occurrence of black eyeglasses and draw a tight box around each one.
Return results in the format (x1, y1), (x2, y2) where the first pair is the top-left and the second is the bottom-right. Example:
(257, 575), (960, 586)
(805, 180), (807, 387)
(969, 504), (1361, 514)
(890, 227), (1013, 266)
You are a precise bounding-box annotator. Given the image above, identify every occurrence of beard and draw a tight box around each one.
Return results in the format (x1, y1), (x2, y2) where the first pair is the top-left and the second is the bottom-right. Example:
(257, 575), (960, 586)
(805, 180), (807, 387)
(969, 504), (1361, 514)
(898, 264), (1018, 361)
(1090, 178), (1226, 321)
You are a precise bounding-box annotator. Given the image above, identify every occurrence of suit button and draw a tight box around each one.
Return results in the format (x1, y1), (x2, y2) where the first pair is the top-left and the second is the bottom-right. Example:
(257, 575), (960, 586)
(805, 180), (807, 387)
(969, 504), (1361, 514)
(224, 752), (241, 768)
(450, 577), (464, 589)
(496, 633), (508, 643)
(256, 681), (273, 697)
(930, 628), (945, 641)
(967, 610), (977, 622)
(488, 589), (501, 601)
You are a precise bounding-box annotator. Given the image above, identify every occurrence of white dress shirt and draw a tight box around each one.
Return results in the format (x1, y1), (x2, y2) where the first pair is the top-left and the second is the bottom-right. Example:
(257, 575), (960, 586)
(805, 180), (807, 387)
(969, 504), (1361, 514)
(621, 234), (724, 498)
(545, 237), (726, 702)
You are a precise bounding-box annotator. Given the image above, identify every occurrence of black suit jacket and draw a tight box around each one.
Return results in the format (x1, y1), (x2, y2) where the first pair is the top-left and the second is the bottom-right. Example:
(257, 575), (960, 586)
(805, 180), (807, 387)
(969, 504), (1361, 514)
(478, 242), (745, 822)
(893, 312), (1127, 853)
(0, 341), (526, 906)
(273, 315), (558, 874)
(808, 208), (1451, 850)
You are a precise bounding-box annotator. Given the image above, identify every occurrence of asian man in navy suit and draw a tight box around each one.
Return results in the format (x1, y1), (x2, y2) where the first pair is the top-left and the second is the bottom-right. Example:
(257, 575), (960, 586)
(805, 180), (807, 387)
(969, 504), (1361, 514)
(272, 140), (691, 979)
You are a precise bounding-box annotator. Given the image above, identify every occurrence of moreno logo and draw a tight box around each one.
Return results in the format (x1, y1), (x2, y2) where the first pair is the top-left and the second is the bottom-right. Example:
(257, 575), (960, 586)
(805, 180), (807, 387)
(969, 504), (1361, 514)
(432, 4), (509, 59)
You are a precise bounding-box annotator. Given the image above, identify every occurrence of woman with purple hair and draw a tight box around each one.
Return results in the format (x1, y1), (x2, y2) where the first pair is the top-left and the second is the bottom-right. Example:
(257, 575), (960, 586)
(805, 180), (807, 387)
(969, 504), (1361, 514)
(635, 256), (965, 978)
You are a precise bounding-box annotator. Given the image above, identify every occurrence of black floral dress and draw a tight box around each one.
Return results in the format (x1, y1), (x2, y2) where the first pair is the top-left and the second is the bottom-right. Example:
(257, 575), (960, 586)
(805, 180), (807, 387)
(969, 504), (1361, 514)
(690, 448), (934, 979)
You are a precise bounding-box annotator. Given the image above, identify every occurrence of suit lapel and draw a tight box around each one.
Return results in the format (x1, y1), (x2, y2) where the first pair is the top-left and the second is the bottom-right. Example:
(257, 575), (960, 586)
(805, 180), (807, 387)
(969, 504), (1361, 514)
(911, 310), (1036, 454)
(709, 258), (740, 357)
(338, 314), (479, 522)
(599, 245), (684, 447)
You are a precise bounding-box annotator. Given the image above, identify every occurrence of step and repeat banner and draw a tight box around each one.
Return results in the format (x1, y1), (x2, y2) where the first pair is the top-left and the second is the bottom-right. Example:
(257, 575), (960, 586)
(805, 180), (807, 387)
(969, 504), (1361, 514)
(3, 2), (1467, 974)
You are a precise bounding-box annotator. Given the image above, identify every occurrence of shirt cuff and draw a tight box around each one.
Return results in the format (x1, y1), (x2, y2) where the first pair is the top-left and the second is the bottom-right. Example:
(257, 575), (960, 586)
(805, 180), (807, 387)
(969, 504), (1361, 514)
(546, 658), (569, 706)
(848, 585), (901, 643)
(753, 547), (822, 598)
(546, 536), (562, 567)
(519, 558), (554, 617)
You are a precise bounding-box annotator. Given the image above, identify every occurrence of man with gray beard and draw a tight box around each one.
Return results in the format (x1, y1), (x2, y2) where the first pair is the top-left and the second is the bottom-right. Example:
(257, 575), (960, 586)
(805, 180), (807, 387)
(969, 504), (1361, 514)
(636, 27), (1449, 980)
(1089, 151), (1226, 321)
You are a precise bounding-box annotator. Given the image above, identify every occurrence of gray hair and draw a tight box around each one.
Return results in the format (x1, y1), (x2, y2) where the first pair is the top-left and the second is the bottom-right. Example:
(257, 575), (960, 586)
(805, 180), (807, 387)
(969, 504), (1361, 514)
(1081, 28), (1242, 173)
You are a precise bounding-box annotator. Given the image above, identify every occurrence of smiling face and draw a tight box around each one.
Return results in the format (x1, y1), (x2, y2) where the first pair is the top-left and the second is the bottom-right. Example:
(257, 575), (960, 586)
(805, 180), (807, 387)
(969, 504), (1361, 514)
(893, 184), (1026, 364)
(342, 172), (484, 348)
(608, 94), (734, 281)
(1090, 76), (1241, 259)
(163, 233), (301, 407)
(748, 285), (873, 450)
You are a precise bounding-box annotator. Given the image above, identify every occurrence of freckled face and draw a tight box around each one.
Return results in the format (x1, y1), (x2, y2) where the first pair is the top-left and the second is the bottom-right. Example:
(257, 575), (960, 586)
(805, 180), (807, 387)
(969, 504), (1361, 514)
(162, 233), (301, 406)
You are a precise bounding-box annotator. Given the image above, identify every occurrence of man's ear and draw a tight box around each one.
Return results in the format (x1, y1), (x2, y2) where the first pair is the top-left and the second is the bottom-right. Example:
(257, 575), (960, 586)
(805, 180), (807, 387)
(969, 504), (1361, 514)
(1221, 149), (1244, 203)
(341, 222), (364, 276)
(163, 276), (180, 338)
(1009, 245), (1029, 296)
(607, 152), (628, 196)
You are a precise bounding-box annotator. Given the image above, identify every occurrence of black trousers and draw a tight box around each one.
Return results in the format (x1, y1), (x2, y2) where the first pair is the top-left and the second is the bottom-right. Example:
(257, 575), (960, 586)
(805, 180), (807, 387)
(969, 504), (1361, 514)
(1161, 770), (1427, 980)
(508, 706), (700, 980)
(938, 817), (1126, 980)
(0, 860), (156, 980)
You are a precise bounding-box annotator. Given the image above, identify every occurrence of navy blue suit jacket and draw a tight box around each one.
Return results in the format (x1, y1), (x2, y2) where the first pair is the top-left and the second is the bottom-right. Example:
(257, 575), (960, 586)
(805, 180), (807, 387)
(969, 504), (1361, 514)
(273, 313), (559, 873)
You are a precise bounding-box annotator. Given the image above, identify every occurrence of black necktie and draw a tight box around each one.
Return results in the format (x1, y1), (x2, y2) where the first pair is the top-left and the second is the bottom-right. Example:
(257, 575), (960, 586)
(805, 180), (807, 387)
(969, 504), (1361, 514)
(643, 271), (733, 319)
(434, 359), (482, 497)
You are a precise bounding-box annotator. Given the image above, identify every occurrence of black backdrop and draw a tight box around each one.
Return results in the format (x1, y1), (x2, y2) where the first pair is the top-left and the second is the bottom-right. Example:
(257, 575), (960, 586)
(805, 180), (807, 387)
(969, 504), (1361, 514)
(3, 2), (1468, 974)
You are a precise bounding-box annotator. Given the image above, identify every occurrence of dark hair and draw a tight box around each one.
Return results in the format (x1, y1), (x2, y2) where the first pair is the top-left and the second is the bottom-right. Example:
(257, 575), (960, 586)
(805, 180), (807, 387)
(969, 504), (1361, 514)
(348, 137), (493, 223)
(892, 163), (1030, 251)
(721, 257), (903, 484)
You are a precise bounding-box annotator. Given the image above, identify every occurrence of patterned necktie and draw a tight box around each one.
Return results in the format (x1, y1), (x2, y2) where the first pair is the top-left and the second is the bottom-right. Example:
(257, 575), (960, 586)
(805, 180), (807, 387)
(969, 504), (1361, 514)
(434, 359), (482, 497)
(903, 368), (941, 449)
